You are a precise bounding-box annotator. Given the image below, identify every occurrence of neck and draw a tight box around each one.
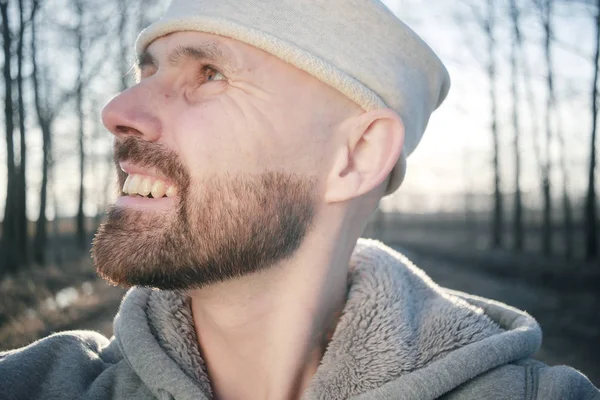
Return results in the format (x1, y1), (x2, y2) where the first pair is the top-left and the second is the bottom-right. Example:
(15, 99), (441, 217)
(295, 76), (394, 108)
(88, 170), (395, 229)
(188, 216), (357, 400)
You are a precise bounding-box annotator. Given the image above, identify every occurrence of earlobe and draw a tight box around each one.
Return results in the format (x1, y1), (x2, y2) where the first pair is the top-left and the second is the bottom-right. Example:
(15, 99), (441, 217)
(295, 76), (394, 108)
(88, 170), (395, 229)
(324, 109), (404, 204)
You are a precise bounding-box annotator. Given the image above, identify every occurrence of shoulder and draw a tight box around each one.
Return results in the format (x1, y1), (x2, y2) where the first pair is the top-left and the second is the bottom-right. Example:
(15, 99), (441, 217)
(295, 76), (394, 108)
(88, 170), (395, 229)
(533, 361), (600, 400)
(0, 330), (150, 400)
(443, 359), (600, 400)
(0, 329), (116, 368)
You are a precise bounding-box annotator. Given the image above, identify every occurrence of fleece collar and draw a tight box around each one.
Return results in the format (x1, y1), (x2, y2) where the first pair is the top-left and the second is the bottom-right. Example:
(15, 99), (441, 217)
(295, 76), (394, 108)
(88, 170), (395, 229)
(113, 239), (541, 400)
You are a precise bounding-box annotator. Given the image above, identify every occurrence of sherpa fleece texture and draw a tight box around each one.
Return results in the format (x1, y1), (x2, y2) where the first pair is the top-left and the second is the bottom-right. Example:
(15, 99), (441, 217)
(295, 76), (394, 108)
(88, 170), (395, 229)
(1, 239), (598, 400)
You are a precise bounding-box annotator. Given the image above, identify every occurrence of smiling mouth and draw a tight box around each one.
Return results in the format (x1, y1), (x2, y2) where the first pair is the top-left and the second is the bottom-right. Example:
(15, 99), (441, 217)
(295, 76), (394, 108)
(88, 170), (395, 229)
(122, 173), (178, 199)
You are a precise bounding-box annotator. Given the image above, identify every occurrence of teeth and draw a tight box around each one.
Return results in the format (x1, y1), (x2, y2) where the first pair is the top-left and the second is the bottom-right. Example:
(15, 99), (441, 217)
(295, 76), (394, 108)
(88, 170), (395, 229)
(139, 177), (152, 196)
(122, 173), (176, 199)
(166, 186), (177, 198)
(122, 175), (132, 194)
(151, 180), (166, 198)
(127, 175), (142, 196)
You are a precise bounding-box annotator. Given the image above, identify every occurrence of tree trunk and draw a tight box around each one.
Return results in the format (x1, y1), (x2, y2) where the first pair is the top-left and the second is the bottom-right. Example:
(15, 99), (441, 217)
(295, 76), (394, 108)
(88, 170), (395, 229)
(486, 0), (503, 249)
(15, 0), (28, 266)
(561, 174), (574, 258)
(1, 0), (18, 273)
(75, 0), (87, 251)
(510, 0), (523, 252)
(50, 161), (61, 265)
(585, 0), (600, 260)
(540, 0), (554, 256)
(118, 0), (129, 91)
(519, 3), (544, 255)
(33, 122), (51, 265)
(30, 0), (50, 266)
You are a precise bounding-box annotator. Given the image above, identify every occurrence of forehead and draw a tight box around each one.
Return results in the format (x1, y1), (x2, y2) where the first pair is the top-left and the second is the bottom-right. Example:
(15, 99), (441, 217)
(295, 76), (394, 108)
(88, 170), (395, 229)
(139, 30), (362, 118)
(141, 31), (275, 73)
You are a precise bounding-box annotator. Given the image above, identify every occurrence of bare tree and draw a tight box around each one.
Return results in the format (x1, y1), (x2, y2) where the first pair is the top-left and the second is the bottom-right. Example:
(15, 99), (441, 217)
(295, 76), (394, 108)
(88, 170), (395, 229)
(486, 0), (504, 249)
(509, 0), (524, 251)
(15, 0), (29, 266)
(118, 0), (131, 90)
(520, 41), (543, 228)
(74, 0), (87, 251)
(517, 3), (547, 256)
(543, 0), (555, 256)
(94, 0), (132, 220)
(29, 0), (120, 262)
(585, 0), (599, 260)
(519, 0), (574, 258)
(1, 0), (19, 273)
(533, 0), (556, 256)
(30, 0), (53, 265)
(455, 0), (504, 249)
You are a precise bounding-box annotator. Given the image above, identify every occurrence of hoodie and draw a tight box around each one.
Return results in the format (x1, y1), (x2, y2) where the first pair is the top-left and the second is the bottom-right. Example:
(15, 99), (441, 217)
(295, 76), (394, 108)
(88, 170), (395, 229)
(0, 239), (598, 400)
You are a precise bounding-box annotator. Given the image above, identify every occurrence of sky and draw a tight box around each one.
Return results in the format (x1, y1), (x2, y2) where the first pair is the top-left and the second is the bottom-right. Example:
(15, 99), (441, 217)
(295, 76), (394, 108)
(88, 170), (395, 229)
(0, 0), (597, 218)
(381, 0), (597, 211)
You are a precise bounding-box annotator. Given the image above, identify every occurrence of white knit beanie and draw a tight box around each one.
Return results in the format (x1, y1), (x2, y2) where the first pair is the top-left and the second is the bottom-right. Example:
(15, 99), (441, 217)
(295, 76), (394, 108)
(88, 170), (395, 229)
(135, 0), (451, 195)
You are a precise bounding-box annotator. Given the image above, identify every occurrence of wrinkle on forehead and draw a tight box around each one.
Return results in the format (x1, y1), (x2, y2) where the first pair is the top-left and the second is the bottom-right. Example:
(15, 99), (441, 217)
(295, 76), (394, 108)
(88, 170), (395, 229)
(142, 31), (362, 111)
(141, 31), (243, 76)
(142, 31), (364, 149)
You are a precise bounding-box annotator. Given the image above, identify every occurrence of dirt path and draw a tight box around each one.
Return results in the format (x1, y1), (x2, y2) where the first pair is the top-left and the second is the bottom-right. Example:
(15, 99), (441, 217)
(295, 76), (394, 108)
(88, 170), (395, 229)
(398, 245), (600, 386)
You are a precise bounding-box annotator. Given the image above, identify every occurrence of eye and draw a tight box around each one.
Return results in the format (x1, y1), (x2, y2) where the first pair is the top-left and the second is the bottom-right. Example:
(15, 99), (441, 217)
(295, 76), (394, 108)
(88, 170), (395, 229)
(203, 66), (226, 82)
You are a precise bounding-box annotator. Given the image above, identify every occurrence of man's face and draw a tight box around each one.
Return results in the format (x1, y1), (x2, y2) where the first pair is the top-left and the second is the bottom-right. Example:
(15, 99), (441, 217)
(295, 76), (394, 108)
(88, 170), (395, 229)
(92, 31), (351, 290)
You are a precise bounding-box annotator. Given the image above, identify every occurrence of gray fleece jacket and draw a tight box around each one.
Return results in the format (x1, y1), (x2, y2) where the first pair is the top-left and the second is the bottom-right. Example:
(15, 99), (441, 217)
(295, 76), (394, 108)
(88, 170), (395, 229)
(0, 239), (598, 400)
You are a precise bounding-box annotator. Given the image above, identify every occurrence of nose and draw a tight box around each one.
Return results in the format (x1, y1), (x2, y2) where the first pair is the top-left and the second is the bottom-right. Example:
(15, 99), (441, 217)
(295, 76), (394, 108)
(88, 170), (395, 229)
(101, 84), (162, 142)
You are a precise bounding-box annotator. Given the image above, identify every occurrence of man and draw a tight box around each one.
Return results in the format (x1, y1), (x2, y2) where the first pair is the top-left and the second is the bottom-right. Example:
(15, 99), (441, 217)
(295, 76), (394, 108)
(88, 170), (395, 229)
(1, 0), (598, 399)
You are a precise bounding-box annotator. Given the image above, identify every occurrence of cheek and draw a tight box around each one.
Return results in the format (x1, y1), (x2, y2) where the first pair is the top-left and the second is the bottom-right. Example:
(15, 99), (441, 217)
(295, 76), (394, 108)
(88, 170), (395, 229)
(271, 133), (328, 175)
(255, 105), (332, 176)
(171, 99), (331, 181)
(228, 98), (328, 174)
(172, 103), (245, 178)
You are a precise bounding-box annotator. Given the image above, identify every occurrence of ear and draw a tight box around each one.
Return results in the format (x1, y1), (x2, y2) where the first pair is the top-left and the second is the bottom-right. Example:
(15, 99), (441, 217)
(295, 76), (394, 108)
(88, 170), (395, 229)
(325, 109), (404, 203)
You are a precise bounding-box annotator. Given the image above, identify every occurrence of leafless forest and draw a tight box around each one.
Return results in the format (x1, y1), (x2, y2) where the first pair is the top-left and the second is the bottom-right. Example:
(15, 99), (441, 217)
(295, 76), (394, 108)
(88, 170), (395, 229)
(0, 0), (598, 386)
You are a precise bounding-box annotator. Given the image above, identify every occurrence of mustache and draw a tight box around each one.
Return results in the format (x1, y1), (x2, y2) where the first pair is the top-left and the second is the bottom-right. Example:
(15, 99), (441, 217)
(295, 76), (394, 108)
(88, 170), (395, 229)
(113, 137), (190, 188)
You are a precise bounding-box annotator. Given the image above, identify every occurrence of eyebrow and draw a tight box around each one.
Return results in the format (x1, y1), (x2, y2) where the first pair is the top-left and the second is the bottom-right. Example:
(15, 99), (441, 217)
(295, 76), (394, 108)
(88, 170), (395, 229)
(136, 44), (234, 73)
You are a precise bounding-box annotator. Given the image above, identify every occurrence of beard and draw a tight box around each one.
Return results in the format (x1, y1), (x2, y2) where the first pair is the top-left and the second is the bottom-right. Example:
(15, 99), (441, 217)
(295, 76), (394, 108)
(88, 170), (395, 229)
(92, 137), (317, 290)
